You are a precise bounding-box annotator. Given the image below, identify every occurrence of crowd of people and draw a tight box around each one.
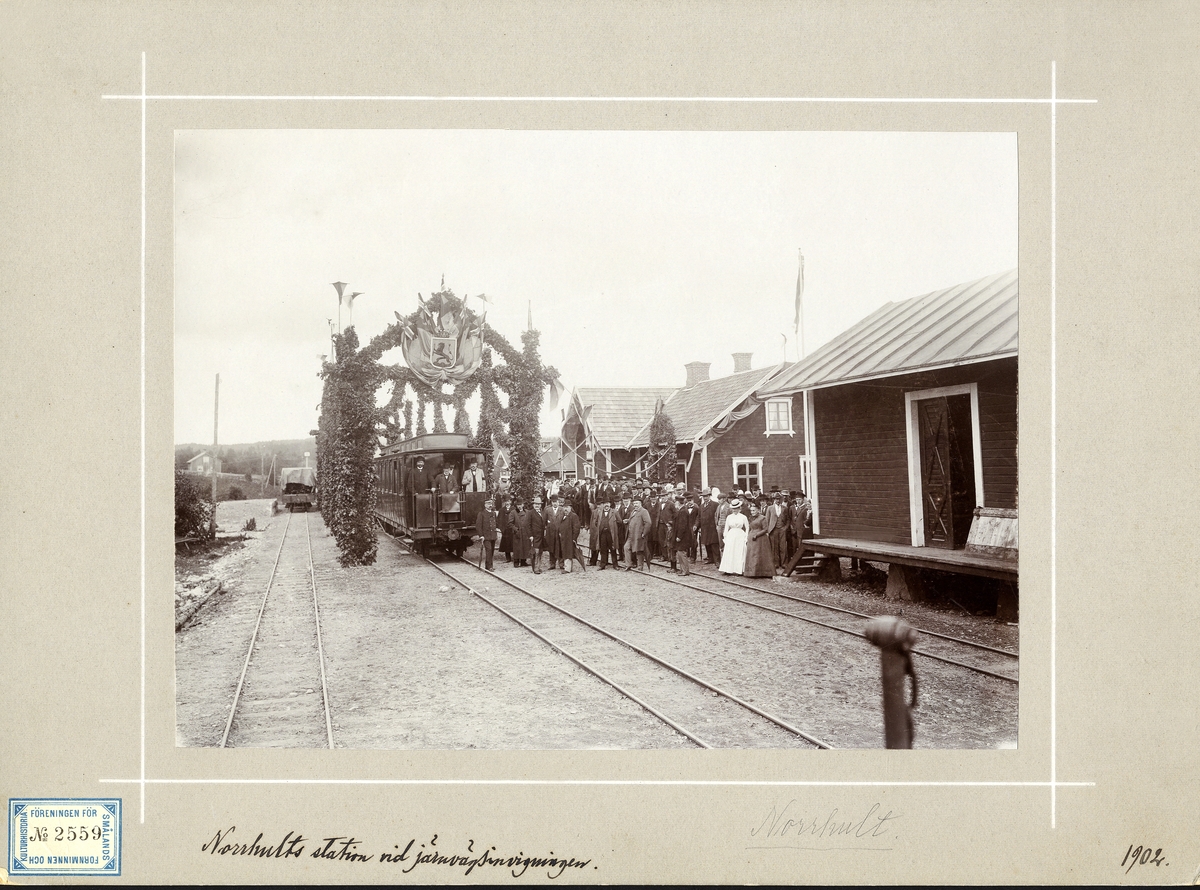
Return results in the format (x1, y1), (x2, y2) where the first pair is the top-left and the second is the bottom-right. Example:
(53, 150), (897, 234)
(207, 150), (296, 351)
(473, 474), (814, 578)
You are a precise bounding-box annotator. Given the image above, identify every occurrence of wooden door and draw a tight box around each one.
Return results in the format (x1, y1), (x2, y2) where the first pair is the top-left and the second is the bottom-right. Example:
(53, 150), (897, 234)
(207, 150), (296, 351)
(918, 398), (954, 548)
(917, 395), (976, 549)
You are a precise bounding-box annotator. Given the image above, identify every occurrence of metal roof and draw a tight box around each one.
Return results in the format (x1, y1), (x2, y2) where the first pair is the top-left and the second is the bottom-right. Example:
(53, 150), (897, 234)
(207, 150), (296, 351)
(572, 387), (678, 449)
(759, 269), (1017, 395)
(625, 366), (782, 448)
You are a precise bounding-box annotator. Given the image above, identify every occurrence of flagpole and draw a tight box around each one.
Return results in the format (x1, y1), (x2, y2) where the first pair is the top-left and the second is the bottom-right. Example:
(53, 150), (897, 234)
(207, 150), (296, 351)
(792, 247), (811, 506)
(795, 248), (806, 360)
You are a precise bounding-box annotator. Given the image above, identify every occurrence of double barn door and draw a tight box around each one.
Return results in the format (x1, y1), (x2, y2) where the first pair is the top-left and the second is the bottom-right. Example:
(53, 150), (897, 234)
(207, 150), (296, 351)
(914, 393), (976, 550)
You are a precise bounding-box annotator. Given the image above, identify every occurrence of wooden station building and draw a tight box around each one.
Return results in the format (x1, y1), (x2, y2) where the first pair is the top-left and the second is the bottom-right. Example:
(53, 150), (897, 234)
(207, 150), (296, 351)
(757, 268), (1019, 602)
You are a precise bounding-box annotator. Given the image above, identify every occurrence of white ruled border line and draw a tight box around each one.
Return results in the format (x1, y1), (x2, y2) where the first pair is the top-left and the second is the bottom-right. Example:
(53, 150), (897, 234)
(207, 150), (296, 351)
(100, 778), (1094, 788)
(104, 92), (1094, 104)
(116, 59), (1092, 826)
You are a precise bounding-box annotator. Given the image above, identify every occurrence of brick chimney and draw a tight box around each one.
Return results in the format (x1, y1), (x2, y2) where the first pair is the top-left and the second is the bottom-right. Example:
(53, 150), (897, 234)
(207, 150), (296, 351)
(732, 352), (753, 373)
(684, 361), (711, 387)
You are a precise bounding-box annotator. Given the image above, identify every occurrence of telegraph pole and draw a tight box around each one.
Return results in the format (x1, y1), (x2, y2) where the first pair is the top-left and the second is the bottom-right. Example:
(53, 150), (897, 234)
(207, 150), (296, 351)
(210, 373), (219, 536)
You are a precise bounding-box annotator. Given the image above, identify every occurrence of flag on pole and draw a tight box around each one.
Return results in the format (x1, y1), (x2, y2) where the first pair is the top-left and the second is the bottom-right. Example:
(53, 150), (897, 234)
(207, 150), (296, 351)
(473, 293), (494, 305)
(546, 376), (566, 411)
(793, 249), (805, 334)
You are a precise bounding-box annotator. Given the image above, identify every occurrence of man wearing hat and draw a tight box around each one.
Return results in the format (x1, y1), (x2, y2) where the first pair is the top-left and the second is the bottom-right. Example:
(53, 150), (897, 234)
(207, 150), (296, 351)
(594, 499), (621, 569)
(646, 487), (661, 560)
(791, 490), (813, 557)
(766, 491), (789, 573)
(477, 498), (499, 570)
(529, 495), (546, 574)
(716, 491), (732, 551)
(656, 487), (678, 570)
(673, 492), (701, 575)
(616, 490), (633, 565)
(625, 495), (652, 571)
(557, 501), (582, 573)
(701, 487), (722, 565)
(544, 494), (563, 569)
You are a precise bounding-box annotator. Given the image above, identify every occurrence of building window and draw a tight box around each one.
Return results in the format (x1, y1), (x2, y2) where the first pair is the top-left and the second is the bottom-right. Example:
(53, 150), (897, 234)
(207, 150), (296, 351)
(765, 398), (794, 435)
(732, 458), (763, 493)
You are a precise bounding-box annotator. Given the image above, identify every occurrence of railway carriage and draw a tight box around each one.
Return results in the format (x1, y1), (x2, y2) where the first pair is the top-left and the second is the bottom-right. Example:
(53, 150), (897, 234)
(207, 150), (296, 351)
(374, 432), (490, 556)
(279, 466), (318, 512)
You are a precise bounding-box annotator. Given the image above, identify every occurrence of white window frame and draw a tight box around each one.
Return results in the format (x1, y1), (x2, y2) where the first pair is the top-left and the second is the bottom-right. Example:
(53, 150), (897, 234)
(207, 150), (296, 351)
(904, 382), (985, 547)
(731, 456), (764, 493)
(764, 397), (795, 436)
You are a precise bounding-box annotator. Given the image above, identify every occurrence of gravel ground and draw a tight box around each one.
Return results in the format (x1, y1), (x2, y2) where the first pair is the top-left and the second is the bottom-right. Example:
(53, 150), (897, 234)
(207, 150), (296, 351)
(175, 514), (1018, 749)
(475, 545), (1017, 749)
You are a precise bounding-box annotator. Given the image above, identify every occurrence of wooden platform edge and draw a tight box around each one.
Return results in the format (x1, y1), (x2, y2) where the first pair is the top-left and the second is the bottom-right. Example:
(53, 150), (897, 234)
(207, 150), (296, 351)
(802, 538), (1018, 582)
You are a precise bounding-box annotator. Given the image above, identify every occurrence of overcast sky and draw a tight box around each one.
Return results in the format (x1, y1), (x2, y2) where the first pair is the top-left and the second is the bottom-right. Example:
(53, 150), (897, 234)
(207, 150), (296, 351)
(174, 129), (1016, 445)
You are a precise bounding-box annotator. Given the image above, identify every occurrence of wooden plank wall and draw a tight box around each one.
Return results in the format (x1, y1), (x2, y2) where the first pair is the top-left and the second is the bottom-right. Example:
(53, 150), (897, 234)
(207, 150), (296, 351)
(977, 361), (1018, 509)
(814, 381), (912, 545)
(814, 358), (1018, 545)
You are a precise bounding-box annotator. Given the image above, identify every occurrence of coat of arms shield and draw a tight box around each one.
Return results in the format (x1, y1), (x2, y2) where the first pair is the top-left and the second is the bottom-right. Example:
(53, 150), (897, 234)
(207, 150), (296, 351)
(396, 292), (485, 386)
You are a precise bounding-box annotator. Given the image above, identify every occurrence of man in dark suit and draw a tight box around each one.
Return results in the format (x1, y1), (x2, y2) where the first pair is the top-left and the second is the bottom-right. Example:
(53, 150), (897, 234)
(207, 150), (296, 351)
(557, 503), (582, 573)
(412, 456), (433, 492)
(673, 493), (701, 575)
(783, 490), (814, 574)
(766, 492), (788, 573)
(656, 490), (678, 570)
(700, 487), (722, 565)
(616, 492), (633, 564)
(597, 474), (617, 507)
(477, 499), (499, 570)
(646, 489), (661, 563)
(544, 495), (562, 569)
(529, 496), (545, 573)
(594, 501), (620, 569)
(436, 465), (460, 493)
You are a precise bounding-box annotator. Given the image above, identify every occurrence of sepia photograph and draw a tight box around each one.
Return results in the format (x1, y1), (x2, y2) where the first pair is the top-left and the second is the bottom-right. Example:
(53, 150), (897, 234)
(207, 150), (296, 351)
(174, 129), (1018, 750)
(7, 2), (1198, 881)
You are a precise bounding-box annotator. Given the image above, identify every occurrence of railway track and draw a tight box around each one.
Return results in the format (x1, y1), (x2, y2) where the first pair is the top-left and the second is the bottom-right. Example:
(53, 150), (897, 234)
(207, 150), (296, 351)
(578, 544), (1019, 684)
(387, 533), (831, 749)
(220, 511), (335, 748)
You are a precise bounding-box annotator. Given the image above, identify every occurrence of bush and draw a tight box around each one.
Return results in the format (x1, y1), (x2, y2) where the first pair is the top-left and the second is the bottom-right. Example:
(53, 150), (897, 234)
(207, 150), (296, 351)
(227, 486), (246, 501)
(243, 517), (257, 531)
(175, 469), (214, 539)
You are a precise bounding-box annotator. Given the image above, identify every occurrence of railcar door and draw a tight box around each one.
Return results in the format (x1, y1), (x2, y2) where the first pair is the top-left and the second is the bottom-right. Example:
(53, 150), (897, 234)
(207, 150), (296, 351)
(459, 451), (487, 530)
(412, 454), (438, 530)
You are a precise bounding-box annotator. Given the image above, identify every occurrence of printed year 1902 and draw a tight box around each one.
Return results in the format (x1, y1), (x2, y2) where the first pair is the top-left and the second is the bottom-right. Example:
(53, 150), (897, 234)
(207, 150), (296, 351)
(1121, 844), (1166, 874)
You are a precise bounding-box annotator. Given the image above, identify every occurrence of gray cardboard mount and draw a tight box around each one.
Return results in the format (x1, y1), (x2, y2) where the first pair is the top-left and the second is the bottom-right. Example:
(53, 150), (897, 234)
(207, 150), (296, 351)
(2, 1), (1198, 884)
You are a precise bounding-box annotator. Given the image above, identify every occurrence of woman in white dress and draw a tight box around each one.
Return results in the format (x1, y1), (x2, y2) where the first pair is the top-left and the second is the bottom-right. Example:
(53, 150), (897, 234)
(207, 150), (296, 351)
(718, 499), (749, 575)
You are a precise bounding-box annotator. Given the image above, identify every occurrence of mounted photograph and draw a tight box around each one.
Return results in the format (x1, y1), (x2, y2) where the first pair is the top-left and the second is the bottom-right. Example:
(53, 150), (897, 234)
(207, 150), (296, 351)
(173, 129), (1018, 750)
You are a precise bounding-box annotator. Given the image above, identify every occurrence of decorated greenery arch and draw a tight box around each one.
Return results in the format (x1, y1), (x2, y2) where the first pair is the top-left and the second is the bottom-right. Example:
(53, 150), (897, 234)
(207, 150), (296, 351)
(317, 286), (560, 565)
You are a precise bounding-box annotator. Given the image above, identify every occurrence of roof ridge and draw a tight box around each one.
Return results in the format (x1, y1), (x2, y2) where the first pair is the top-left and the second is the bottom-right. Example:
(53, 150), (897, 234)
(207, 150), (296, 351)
(757, 269), (1017, 394)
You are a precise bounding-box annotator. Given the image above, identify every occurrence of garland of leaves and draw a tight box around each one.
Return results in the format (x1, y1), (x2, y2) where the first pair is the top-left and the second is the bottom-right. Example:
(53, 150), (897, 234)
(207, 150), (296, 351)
(316, 327), (383, 566)
(645, 403), (678, 484)
(316, 286), (559, 565)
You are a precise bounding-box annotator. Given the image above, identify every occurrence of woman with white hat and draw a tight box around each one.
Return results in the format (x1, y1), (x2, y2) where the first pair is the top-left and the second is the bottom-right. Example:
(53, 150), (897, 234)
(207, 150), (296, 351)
(719, 498), (749, 575)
